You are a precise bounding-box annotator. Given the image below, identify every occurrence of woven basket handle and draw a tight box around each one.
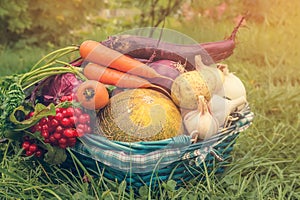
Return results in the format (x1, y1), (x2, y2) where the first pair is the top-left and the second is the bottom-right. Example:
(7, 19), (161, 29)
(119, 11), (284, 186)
(181, 146), (225, 167)
(210, 148), (224, 162)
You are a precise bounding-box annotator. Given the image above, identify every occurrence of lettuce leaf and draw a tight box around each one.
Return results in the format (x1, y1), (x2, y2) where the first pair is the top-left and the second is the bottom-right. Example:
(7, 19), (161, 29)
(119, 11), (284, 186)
(44, 145), (67, 165)
(10, 103), (56, 131)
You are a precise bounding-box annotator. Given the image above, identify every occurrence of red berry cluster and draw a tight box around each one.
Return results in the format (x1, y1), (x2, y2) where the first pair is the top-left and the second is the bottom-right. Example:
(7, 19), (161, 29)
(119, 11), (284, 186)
(22, 94), (93, 158)
(60, 94), (76, 103)
(30, 107), (91, 149)
(22, 138), (43, 157)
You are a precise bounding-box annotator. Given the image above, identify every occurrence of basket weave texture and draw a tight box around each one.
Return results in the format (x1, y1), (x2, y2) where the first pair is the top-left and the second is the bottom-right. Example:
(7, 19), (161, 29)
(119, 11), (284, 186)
(64, 107), (254, 190)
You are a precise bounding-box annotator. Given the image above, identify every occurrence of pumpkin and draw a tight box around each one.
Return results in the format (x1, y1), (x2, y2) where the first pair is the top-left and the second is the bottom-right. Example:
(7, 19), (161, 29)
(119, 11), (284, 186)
(97, 89), (184, 142)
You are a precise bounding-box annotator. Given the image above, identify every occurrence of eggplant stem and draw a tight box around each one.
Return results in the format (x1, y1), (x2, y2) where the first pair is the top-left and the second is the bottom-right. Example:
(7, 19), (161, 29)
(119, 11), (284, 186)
(228, 16), (245, 41)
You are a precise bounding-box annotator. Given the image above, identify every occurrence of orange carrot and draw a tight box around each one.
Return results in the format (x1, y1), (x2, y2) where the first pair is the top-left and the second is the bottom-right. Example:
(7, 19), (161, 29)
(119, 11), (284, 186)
(83, 62), (155, 88)
(83, 63), (171, 97)
(79, 40), (166, 79)
(76, 80), (109, 110)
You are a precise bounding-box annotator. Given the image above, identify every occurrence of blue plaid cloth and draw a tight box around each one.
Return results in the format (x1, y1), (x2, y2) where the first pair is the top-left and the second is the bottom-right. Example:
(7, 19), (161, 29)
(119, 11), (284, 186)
(75, 134), (191, 173)
(72, 111), (254, 173)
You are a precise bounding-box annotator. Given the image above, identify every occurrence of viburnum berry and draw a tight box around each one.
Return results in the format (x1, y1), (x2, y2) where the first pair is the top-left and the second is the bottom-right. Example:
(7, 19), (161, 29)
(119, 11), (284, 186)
(61, 108), (68, 116)
(58, 137), (67, 145)
(41, 124), (49, 131)
(55, 125), (64, 133)
(78, 114), (90, 124)
(74, 108), (82, 116)
(29, 126), (36, 133)
(22, 141), (31, 150)
(56, 107), (63, 113)
(35, 124), (42, 132)
(69, 116), (76, 125)
(60, 95), (70, 102)
(25, 111), (35, 120)
(29, 144), (38, 153)
(53, 132), (62, 140)
(84, 125), (91, 134)
(35, 149), (43, 158)
(55, 112), (64, 121)
(76, 124), (85, 130)
(63, 128), (76, 138)
(67, 137), (77, 145)
(65, 107), (75, 117)
(26, 150), (34, 156)
(49, 135), (56, 144)
(48, 115), (55, 121)
(26, 95), (93, 150)
(39, 117), (48, 125)
(61, 118), (71, 127)
(21, 140), (45, 158)
(50, 118), (59, 127)
(41, 130), (50, 139)
(76, 128), (85, 137)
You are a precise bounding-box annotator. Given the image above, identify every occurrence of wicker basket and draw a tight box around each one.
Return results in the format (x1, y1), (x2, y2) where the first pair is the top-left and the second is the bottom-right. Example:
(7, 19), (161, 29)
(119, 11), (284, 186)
(62, 106), (254, 190)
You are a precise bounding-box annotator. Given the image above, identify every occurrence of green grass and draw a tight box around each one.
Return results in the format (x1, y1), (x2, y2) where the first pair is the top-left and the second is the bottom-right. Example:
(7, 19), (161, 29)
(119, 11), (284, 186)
(1, 3), (300, 199)
(1, 50), (299, 200)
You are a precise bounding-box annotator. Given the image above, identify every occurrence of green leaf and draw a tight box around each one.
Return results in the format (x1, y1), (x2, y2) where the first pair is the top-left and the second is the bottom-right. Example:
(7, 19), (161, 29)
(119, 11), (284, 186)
(138, 185), (149, 197)
(101, 190), (112, 199)
(44, 146), (67, 165)
(10, 103), (56, 131)
(106, 85), (117, 95)
(163, 180), (177, 191)
(118, 180), (127, 194)
(3, 130), (23, 141)
(56, 101), (80, 109)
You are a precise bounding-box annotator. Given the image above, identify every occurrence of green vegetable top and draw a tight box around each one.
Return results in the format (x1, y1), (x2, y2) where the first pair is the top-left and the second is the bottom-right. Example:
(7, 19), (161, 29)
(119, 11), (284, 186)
(0, 75), (25, 137)
(0, 45), (83, 138)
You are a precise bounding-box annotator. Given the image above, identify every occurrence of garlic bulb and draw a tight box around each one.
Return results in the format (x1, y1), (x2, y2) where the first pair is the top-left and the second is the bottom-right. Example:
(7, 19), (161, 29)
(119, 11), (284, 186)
(183, 95), (219, 141)
(216, 65), (246, 101)
(209, 95), (247, 126)
(195, 55), (225, 93)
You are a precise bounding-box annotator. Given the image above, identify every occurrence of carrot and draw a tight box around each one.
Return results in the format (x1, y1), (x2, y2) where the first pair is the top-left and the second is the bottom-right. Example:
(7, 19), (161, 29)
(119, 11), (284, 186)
(83, 62), (171, 97)
(84, 62), (154, 88)
(76, 80), (109, 110)
(79, 40), (166, 79)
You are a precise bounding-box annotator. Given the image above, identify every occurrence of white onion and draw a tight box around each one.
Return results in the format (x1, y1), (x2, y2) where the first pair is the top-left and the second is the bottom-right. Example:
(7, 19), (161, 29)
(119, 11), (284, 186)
(216, 65), (246, 100)
(195, 55), (225, 93)
(209, 95), (247, 126)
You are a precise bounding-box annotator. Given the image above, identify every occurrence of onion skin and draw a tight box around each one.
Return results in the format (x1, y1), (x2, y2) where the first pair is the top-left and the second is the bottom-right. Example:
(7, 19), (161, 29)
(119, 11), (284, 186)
(209, 95), (247, 126)
(149, 60), (181, 79)
(148, 60), (181, 90)
(215, 65), (246, 101)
